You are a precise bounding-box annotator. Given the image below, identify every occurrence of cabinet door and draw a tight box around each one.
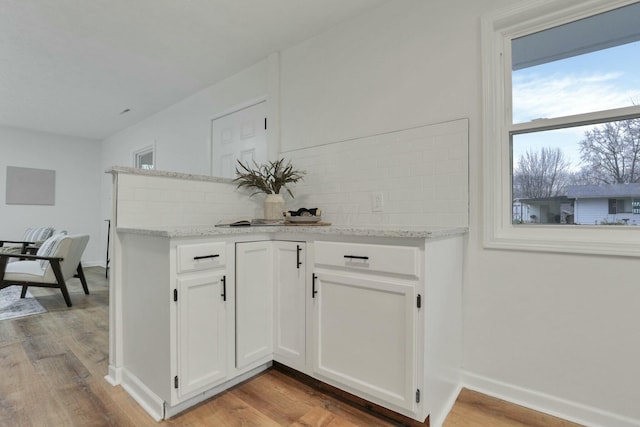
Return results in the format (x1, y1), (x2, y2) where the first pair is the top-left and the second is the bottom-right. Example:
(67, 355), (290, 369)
(273, 241), (306, 369)
(176, 271), (228, 398)
(236, 241), (273, 369)
(312, 272), (417, 413)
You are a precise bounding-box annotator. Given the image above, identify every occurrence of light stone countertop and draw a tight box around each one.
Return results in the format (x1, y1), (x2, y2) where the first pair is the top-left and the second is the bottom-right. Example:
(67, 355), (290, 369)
(117, 224), (468, 240)
(106, 166), (234, 183)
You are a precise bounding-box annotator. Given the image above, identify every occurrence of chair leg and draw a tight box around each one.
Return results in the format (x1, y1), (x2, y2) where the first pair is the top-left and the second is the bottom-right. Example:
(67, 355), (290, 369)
(20, 285), (28, 298)
(76, 263), (89, 295)
(51, 260), (72, 307)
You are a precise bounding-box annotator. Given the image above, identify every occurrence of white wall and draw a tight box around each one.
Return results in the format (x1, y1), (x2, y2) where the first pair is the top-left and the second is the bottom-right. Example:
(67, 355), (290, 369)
(278, 1), (640, 425)
(0, 126), (103, 264)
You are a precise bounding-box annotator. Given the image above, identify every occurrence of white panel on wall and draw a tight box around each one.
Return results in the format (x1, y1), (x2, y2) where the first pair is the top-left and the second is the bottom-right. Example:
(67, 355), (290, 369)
(6, 166), (55, 205)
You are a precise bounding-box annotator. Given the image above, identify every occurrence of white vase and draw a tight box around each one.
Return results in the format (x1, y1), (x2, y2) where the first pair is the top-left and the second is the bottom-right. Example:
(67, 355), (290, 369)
(264, 193), (284, 220)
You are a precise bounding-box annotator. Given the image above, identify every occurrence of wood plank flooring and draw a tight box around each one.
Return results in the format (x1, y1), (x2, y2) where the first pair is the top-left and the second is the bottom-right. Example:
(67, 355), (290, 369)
(0, 267), (584, 427)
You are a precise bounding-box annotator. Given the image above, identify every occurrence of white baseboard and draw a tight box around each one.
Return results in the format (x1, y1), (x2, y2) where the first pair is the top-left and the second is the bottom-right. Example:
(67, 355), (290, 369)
(121, 368), (165, 422)
(462, 371), (640, 427)
(104, 364), (122, 386)
(431, 384), (463, 427)
(81, 260), (106, 268)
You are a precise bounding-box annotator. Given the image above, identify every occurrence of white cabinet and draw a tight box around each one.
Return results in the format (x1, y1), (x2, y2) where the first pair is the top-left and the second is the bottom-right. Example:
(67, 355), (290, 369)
(273, 241), (306, 370)
(118, 234), (233, 420)
(176, 271), (228, 397)
(235, 241), (273, 369)
(175, 241), (230, 399)
(118, 232), (462, 426)
(235, 240), (306, 371)
(312, 241), (421, 415)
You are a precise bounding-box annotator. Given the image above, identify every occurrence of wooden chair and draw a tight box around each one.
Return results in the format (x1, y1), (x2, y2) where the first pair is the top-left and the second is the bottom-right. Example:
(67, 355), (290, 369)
(0, 234), (90, 307)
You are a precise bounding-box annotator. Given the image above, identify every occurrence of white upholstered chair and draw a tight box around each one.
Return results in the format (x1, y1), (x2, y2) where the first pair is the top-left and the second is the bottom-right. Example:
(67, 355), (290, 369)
(0, 234), (90, 307)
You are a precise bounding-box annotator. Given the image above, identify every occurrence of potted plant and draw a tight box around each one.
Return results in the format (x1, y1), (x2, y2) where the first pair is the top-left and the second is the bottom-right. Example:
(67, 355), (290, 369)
(233, 158), (305, 220)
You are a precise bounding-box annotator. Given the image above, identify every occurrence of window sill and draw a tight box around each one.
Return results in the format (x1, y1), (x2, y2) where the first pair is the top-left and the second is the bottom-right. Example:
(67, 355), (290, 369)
(485, 224), (640, 257)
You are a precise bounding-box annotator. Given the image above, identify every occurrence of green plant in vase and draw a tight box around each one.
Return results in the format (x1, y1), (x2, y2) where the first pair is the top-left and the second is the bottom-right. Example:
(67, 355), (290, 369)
(233, 158), (305, 220)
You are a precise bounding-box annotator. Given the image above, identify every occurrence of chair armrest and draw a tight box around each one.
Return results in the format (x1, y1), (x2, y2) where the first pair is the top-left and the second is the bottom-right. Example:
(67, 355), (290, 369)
(0, 252), (63, 262)
(24, 246), (39, 255)
(0, 240), (35, 247)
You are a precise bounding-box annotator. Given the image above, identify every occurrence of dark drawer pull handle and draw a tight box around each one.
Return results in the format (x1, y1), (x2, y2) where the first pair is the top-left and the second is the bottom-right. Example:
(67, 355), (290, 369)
(193, 254), (220, 261)
(296, 245), (302, 269)
(221, 275), (227, 301)
(344, 255), (369, 261)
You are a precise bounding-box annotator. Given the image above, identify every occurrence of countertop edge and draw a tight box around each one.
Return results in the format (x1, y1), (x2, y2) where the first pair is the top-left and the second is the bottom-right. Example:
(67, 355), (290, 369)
(106, 166), (234, 184)
(116, 225), (469, 240)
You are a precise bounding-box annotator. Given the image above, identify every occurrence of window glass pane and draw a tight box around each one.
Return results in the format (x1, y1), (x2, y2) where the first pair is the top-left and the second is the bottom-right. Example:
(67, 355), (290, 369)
(134, 148), (154, 170)
(512, 3), (640, 124)
(512, 117), (640, 225)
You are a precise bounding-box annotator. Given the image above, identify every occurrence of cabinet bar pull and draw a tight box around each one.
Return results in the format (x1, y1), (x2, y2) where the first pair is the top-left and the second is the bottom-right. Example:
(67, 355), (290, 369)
(296, 245), (302, 269)
(312, 273), (318, 298)
(221, 275), (227, 301)
(193, 254), (219, 261)
(343, 255), (369, 260)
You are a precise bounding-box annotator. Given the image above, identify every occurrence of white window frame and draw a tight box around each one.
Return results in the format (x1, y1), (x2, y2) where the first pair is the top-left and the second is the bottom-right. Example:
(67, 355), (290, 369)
(482, 0), (640, 257)
(133, 143), (156, 170)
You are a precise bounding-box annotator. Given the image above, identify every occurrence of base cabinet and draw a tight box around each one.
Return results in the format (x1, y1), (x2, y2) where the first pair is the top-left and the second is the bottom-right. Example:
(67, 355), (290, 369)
(273, 241), (306, 369)
(235, 241), (273, 369)
(236, 241), (306, 370)
(312, 272), (418, 414)
(118, 233), (462, 426)
(176, 271), (228, 398)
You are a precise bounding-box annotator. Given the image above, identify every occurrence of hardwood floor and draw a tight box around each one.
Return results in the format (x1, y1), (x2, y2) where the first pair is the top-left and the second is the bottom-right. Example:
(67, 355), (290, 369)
(0, 267), (583, 427)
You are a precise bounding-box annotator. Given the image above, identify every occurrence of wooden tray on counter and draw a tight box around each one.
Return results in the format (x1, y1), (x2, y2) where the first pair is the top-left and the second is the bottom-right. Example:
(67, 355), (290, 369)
(283, 221), (332, 226)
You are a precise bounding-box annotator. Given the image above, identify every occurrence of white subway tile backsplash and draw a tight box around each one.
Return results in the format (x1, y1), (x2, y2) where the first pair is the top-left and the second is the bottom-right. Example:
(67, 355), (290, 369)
(116, 173), (256, 228)
(283, 118), (468, 227)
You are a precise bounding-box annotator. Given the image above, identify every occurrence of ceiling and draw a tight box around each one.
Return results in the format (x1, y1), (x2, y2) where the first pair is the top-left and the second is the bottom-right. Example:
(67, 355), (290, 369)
(0, 0), (387, 140)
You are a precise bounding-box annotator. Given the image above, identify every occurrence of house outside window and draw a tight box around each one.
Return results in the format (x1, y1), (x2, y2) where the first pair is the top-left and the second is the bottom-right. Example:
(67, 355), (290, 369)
(482, 0), (640, 256)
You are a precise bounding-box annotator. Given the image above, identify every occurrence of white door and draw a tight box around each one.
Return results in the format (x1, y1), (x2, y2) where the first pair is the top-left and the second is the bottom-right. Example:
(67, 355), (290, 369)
(235, 241), (273, 369)
(273, 241), (306, 370)
(211, 101), (267, 178)
(312, 272), (417, 413)
(176, 271), (228, 398)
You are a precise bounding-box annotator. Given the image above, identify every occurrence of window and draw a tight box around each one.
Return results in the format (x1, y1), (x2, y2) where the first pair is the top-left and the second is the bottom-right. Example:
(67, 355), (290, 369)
(482, 0), (640, 256)
(608, 199), (627, 215)
(612, 199), (632, 214)
(133, 145), (155, 170)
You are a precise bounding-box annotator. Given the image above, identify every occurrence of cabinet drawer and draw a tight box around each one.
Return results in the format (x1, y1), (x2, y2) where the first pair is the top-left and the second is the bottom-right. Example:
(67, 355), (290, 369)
(177, 242), (226, 273)
(314, 241), (419, 277)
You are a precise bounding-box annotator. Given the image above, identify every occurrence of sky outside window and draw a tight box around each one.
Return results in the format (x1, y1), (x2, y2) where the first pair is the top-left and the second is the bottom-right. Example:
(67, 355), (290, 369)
(512, 40), (640, 170)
